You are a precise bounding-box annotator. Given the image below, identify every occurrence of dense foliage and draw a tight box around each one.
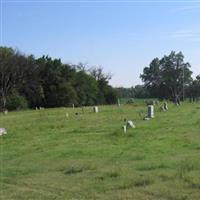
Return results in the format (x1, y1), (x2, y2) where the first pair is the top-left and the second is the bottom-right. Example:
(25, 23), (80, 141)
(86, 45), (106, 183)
(0, 47), (117, 110)
(116, 51), (199, 101)
(140, 51), (200, 102)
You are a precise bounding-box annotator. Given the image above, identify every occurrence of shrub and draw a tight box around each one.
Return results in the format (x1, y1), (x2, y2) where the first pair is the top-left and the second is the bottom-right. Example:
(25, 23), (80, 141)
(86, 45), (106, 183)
(7, 94), (28, 110)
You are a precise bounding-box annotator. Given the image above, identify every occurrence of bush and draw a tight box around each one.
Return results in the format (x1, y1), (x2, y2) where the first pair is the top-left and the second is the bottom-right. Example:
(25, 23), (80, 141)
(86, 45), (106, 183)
(7, 94), (28, 110)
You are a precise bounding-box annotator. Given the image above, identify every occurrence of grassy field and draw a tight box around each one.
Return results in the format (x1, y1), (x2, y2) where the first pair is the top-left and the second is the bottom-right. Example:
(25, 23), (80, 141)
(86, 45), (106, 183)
(0, 102), (200, 200)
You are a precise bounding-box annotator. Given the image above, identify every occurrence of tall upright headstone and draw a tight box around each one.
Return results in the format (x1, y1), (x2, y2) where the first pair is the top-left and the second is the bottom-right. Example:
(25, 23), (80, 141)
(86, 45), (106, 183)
(118, 99), (121, 107)
(93, 106), (98, 113)
(148, 105), (154, 118)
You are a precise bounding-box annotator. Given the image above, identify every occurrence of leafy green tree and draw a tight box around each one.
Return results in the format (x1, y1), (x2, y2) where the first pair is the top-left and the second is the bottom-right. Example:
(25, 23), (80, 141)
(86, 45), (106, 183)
(0, 46), (118, 109)
(141, 51), (193, 101)
(187, 75), (200, 101)
(0, 47), (40, 109)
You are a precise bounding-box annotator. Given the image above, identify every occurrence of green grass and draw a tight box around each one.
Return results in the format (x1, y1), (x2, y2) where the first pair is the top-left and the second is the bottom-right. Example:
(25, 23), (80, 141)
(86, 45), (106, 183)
(0, 102), (200, 200)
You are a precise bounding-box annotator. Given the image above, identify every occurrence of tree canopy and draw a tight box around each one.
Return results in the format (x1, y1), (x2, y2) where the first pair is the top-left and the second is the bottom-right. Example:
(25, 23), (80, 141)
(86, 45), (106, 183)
(0, 47), (117, 110)
(140, 51), (195, 102)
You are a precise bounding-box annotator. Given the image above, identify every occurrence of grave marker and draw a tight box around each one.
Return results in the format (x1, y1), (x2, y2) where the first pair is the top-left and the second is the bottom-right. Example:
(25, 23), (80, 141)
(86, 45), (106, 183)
(93, 106), (98, 113)
(164, 102), (168, 110)
(148, 105), (154, 118)
(0, 128), (7, 136)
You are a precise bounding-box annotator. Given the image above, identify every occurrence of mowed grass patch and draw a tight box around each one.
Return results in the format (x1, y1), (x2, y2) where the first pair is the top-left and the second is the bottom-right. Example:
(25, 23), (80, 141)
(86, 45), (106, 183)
(0, 102), (200, 200)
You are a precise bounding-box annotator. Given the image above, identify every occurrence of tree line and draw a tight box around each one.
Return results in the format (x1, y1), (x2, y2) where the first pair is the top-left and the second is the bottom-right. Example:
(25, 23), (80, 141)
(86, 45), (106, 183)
(117, 51), (200, 102)
(0, 47), (117, 110)
(1, 48), (199, 110)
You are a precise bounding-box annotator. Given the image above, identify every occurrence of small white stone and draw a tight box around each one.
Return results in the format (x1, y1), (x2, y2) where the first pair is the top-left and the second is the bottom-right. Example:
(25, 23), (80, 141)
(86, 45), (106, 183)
(127, 120), (136, 128)
(118, 99), (121, 107)
(3, 110), (8, 115)
(123, 125), (127, 133)
(144, 117), (150, 121)
(0, 128), (7, 136)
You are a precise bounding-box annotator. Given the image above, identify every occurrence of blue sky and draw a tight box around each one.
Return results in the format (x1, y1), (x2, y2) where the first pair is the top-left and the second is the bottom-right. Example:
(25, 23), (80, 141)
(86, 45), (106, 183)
(1, 0), (200, 87)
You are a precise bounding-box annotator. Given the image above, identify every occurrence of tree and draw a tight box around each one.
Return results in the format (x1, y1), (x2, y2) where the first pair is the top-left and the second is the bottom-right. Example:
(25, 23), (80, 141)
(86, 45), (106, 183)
(141, 51), (193, 101)
(0, 47), (39, 109)
(0, 46), (118, 109)
(187, 75), (200, 101)
(89, 66), (116, 104)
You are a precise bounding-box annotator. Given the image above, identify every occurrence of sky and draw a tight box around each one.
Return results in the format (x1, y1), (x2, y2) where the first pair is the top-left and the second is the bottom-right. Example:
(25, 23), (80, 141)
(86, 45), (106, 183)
(1, 0), (200, 87)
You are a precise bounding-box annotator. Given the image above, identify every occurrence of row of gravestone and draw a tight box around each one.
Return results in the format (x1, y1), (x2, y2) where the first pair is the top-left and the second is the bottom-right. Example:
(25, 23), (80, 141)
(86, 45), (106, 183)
(122, 102), (169, 133)
(0, 102), (168, 136)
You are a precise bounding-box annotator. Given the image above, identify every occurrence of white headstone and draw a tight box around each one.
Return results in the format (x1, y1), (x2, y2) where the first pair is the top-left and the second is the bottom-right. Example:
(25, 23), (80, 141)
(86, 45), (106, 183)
(93, 106), (98, 113)
(0, 128), (7, 136)
(148, 105), (154, 118)
(126, 120), (136, 128)
(118, 99), (121, 107)
(72, 104), (75, 109)
(144, 117), (150, 121)
(123, 125), (127, 133)
(3, 110), (8, 115)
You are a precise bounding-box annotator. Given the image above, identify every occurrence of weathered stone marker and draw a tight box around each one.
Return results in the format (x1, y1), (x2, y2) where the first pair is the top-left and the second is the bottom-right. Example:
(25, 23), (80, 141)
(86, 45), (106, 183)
(164, 102), (168, 110)
(93, 106), (98, 113)
(118, 99), (121, 107)
(3, 110), (8, 115)
(147, 105), (154, 118)
(123, 125), (127, 133)
(0, 128), (7, 136)
(122, 119), (136, 133)
(72, 104), (75, 109)
(126, 120), (136, 129)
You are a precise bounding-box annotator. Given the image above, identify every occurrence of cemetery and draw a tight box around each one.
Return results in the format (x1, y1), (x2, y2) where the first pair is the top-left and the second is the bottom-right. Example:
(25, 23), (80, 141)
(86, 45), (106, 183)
(0, 101), (200, 200)
(1, 1), (200, 199)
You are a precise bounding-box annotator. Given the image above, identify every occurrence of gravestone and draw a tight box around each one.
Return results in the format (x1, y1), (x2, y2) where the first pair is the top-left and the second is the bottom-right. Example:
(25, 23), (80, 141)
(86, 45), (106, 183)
(144, 117), (150, 121)
(0, 128), (7, 136)
(123, 125), (127, 133)
(66, 112), (69, 118)
(148, 105), (154, 118)
(122, 119), (136, 133)
(93, 106), (98, 113)
(118, 99), (121, 107)
(72, 104), (75, 109)
(126, 120), (136, 129)
(3, 110), (8, 115)
(164, 102), (168, 110)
